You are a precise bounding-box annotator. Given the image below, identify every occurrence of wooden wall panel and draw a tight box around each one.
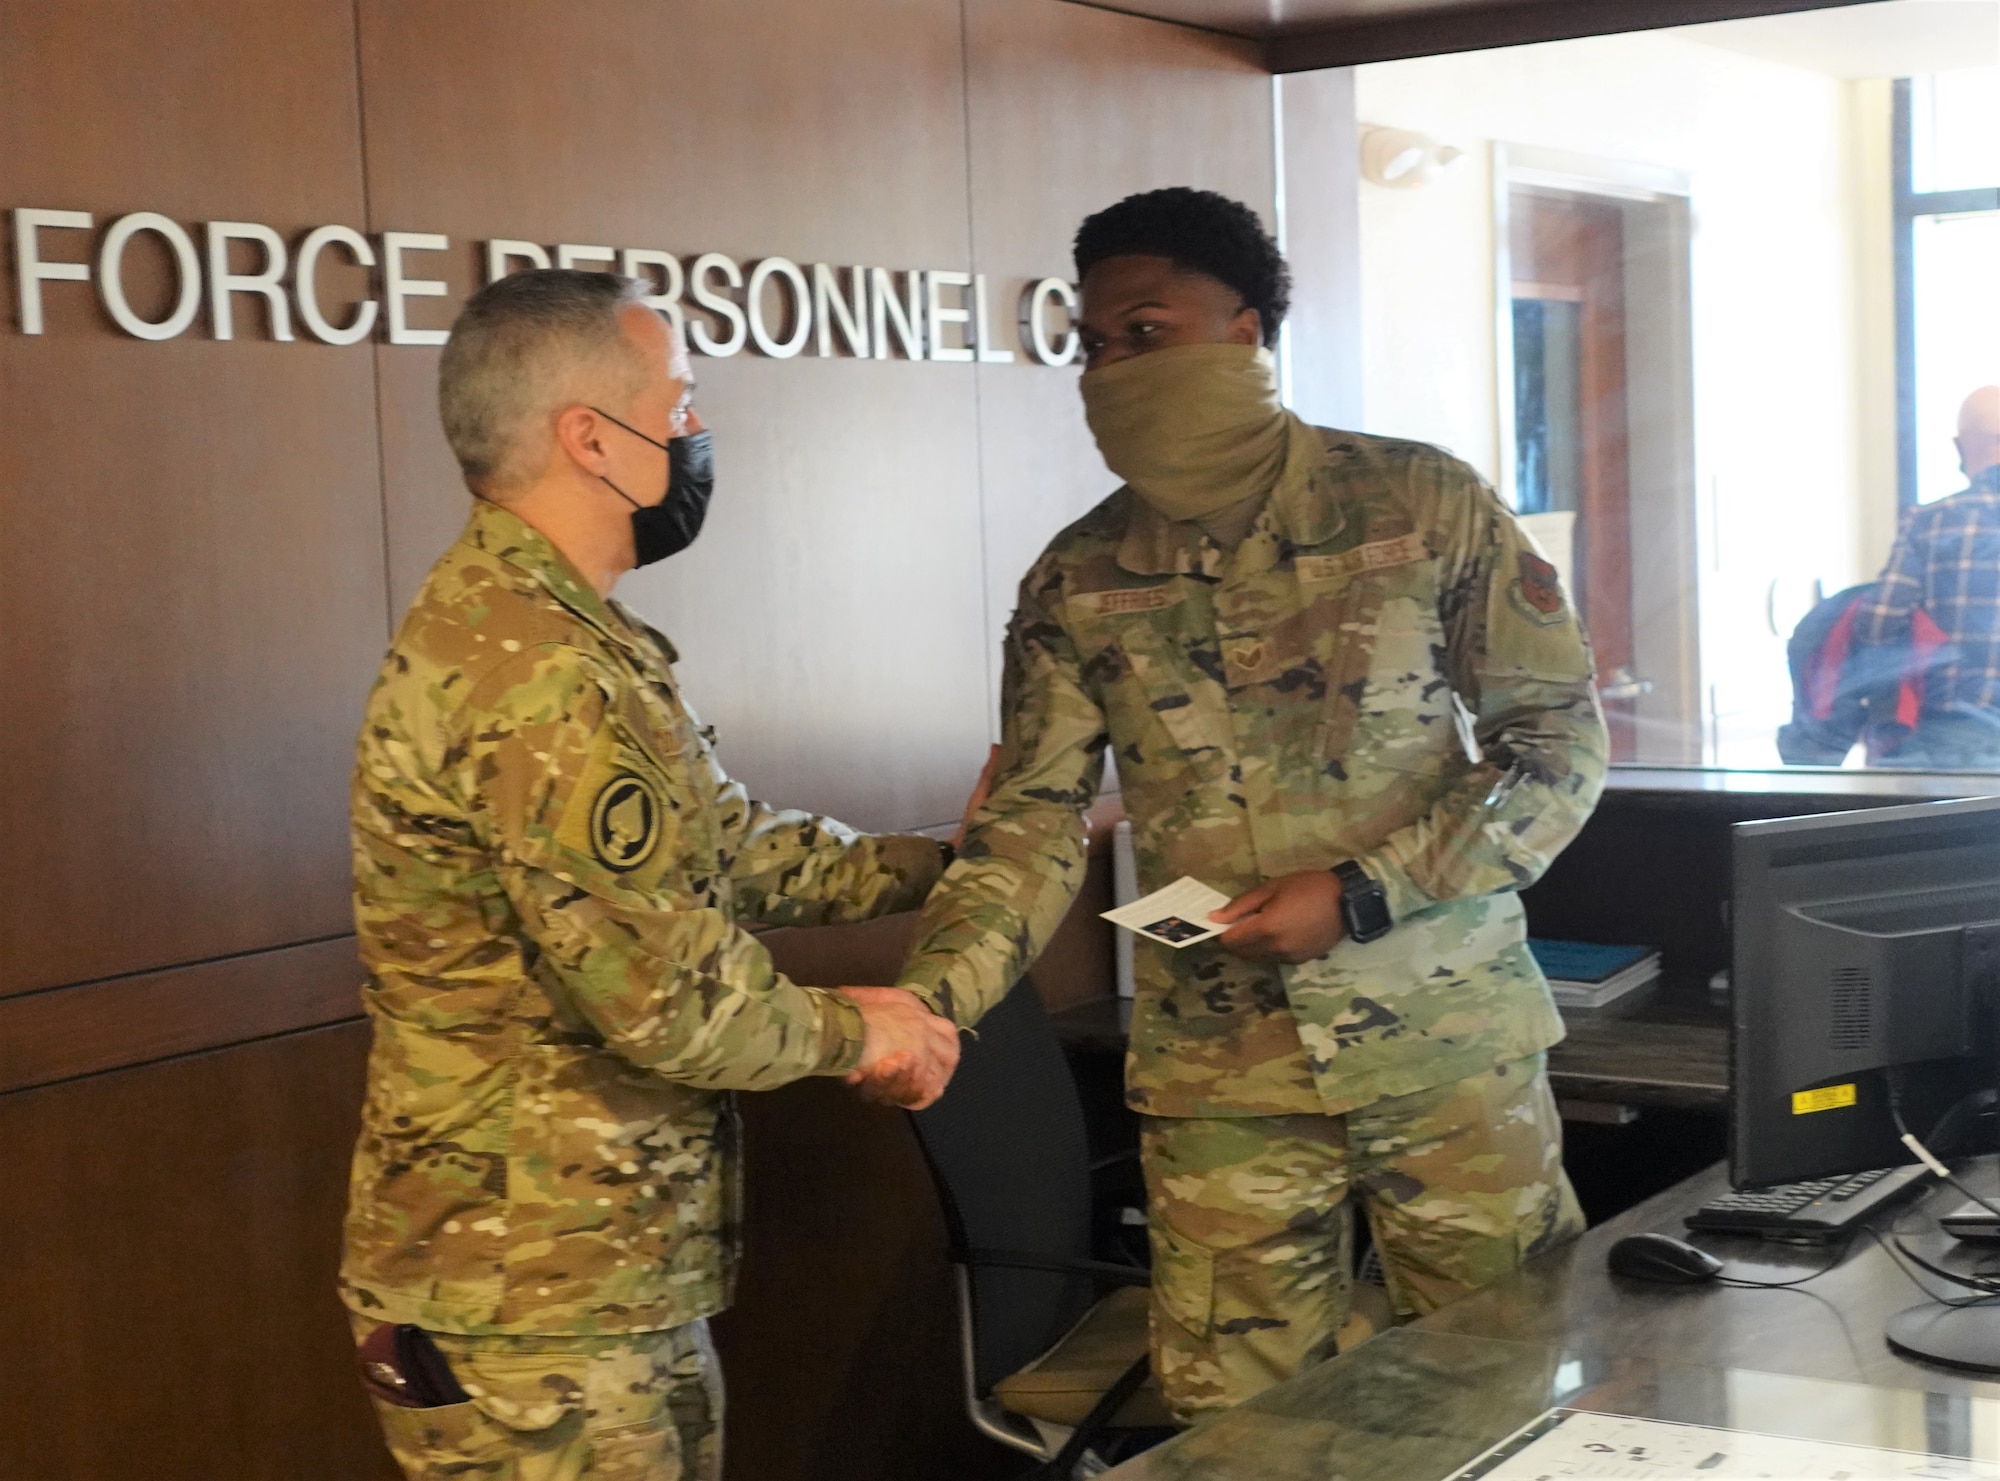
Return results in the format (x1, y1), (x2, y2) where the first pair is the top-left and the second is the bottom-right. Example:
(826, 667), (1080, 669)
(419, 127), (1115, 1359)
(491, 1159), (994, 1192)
(963, 0), (1276, 673)
(0, 1022), (394, 1481)
(0, 5), (1350, 1480)
(355, 0), (994, 836)
(0, 0), (385, 996)
(0, 936), (361, 1095)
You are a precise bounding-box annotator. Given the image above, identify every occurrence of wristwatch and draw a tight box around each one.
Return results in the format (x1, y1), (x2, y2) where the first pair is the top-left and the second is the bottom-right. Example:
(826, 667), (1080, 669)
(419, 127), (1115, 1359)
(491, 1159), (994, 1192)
(1330, 860), (1393, 944)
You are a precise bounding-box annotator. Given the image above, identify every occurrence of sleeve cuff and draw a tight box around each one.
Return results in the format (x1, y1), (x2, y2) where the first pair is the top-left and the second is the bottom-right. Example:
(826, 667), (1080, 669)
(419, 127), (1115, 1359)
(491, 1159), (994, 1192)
(1352, 849), (1432, 925)
(809, 988), (868, 1076)
(895, 959), (956, 1023)
(873, 833), (951, 910)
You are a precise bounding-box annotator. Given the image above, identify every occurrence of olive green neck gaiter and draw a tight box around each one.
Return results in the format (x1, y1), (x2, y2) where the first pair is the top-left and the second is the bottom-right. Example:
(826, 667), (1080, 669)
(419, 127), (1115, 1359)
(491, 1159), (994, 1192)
(1080, 342), (1290, 523)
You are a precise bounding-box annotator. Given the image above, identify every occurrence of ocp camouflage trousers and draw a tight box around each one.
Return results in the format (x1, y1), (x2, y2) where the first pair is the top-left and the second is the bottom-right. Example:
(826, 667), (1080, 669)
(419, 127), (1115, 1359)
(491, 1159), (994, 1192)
(1141, 1052), (1583, 1422)
(349, 1314), (721, 1481)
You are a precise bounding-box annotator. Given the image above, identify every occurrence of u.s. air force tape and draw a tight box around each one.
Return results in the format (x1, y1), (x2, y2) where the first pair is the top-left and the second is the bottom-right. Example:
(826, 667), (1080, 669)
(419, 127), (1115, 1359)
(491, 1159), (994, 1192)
(588, 771), (664, 872)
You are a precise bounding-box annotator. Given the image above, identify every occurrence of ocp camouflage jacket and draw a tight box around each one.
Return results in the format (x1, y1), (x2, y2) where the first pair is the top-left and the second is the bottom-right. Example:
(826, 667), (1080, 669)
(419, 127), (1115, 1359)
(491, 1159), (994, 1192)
(902, 419), (1608, 1117)
(341, 500), (944, 1336)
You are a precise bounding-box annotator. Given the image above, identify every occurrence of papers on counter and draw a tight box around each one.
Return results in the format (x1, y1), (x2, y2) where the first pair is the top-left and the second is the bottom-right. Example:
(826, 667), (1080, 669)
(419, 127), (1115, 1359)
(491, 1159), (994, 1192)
(1101, 876), (1233, 948)
(1452, 1408), (2000, 1481)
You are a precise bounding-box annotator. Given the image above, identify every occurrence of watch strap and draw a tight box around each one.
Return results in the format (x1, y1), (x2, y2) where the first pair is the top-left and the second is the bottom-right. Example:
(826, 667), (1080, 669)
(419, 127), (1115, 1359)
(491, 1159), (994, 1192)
(1331, 860), (1393, 941)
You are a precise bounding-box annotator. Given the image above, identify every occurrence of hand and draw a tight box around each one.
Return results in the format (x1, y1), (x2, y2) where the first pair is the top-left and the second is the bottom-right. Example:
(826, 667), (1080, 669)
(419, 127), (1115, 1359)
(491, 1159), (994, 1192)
(838, 986), (961, 1109)
(954, 744), (1003, 848)
(1209, 870), (1346, 965)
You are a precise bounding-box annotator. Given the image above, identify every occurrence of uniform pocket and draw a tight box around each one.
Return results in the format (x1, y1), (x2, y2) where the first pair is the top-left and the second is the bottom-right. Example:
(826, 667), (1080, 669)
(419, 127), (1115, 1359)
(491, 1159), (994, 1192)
(1148, 1216), (1216, 1338)
(587, 1421), (678, 1479)
(1316, 580), (1391, 766)
(369, 1394), (523, 1474)
(451, 1347), (588, 1432)
(1113, 637), (1235, 787)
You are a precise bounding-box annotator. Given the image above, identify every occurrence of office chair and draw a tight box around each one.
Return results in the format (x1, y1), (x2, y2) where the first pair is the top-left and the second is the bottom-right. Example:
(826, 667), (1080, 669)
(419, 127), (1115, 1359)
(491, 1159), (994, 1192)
(907, 977), (1166, 1477)
(909, 977), (1399, 1477)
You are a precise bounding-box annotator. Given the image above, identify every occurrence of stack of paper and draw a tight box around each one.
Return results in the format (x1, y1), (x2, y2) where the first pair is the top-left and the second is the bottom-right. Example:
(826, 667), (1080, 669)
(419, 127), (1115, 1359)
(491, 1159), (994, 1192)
(1528, 938), (1661, 1012)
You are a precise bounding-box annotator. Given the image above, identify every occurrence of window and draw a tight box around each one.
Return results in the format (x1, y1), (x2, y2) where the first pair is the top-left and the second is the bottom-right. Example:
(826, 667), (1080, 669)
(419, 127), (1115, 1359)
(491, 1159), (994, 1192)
(1897, 69), (2000, 508)
(1354, 9), (2000, 774)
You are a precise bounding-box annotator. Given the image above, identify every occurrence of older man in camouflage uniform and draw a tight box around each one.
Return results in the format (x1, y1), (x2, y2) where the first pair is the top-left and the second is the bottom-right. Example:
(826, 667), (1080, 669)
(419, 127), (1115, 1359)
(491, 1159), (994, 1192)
(900, 189), (1607, 1421)
(342, 269), (961, 1479)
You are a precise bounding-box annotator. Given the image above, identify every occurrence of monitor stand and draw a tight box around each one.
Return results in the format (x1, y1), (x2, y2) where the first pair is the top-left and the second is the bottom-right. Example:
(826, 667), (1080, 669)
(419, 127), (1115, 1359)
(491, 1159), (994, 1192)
(1886, 1302), (2000, 1373)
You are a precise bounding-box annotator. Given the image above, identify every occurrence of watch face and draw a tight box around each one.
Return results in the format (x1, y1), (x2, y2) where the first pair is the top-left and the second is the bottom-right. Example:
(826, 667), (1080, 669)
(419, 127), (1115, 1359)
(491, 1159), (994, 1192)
(1342, 878), (1393, 941)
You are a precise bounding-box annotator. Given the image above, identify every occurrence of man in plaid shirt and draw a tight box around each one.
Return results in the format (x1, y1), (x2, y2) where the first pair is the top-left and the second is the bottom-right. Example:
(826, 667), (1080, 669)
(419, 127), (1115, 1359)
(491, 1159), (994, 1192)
(1857, 386), (2000, 766)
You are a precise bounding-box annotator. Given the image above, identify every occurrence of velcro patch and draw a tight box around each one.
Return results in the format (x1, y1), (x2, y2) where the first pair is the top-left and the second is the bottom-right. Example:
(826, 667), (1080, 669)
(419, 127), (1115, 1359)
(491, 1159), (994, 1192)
(1296, 532), (1427, 584)
(1508, 550), (1570, 627)
(587, 771), (665, 873)
(1071, 585), (1184, 617)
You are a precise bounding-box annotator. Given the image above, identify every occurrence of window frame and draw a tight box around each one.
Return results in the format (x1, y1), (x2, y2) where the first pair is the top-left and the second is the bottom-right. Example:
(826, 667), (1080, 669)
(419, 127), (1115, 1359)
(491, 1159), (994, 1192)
(1891, 76), (2000, 512)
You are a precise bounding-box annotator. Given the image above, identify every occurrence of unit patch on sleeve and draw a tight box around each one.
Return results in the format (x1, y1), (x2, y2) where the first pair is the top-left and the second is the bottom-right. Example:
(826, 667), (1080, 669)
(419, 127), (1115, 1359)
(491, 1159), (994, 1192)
(1509, 551), (1569, 625)
(589, 771), (665, 872)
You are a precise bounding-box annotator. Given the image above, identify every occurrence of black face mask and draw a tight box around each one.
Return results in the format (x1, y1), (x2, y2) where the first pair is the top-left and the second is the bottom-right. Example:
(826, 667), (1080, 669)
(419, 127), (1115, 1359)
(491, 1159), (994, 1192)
(591, 408), (715, 567)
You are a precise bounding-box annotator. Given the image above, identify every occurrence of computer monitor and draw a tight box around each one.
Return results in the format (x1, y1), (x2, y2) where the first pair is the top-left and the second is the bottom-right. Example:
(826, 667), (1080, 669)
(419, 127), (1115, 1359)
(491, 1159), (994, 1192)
(1731, 794), (2000, 1192)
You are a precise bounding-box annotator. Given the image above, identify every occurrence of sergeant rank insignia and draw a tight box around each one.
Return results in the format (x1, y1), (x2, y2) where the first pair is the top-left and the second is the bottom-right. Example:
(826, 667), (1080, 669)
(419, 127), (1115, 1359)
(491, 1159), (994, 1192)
(589, 772), (664, 872)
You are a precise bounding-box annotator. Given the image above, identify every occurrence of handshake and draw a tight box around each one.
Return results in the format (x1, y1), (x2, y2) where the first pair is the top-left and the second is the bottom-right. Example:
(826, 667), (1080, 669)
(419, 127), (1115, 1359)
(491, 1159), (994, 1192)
(835, 986), (962, 1111)
(823, 744), (995, 1110)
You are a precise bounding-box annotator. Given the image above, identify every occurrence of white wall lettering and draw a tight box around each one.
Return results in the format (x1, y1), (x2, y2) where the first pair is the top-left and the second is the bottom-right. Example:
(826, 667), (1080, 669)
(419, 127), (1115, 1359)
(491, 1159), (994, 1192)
(813, 263), (869, 359)
(1023, 277), (1081, 367)
(207, 222), (293, 342)
(294, 225), (379, 346)
(6, 206), (1077, 367)
(972, 273), (1015, 365)
(485, 240), (550, 281)
(99, 212), (202, 341)
(381, 232), (451, 347)
(619, 249), (685, 342)
(556, 243), (615, 271)
(926, 269), (973, 363)
(871, 268), (925, 361)
(746, 256), (811, 359)
(12, 208), (93, 335)
(688, 252), (746, 357)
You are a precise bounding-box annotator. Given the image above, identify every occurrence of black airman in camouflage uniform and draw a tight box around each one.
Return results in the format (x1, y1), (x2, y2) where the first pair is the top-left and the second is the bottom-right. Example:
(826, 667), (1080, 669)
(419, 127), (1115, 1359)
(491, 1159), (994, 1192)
(901, 191), (1607, 1420)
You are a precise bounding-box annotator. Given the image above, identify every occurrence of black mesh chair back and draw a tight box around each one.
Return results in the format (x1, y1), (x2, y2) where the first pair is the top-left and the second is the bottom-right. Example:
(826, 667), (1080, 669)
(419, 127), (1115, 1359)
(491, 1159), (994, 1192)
(908, 977), (1096, 1395)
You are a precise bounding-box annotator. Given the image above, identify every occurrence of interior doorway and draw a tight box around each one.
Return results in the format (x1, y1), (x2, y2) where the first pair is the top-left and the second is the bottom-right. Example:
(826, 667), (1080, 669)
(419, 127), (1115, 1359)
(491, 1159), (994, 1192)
(1511, 189), (1636, 757)
(1495, 145), (1701, 765)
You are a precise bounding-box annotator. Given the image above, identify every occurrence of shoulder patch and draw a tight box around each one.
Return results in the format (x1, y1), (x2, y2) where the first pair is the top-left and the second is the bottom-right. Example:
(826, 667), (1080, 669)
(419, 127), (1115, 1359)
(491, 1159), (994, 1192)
(588, 771), (665, 872)
(1297, 532), (1427, 584)
(1509, 551), (1568, 625)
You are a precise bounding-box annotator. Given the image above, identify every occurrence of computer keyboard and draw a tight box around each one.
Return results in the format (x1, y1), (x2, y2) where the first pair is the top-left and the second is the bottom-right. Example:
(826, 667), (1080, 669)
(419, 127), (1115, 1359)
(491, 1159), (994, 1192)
(1683, 1164), (1932, 1243)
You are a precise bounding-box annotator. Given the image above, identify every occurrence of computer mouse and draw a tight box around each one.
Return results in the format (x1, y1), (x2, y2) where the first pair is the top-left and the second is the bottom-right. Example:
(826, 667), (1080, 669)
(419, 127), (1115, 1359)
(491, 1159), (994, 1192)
(1606, 1232), (1725, 1285)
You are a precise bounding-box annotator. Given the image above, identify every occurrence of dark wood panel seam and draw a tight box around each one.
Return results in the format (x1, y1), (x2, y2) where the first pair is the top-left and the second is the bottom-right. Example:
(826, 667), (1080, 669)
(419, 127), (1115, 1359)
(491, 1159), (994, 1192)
(1265, 0), (1884, 71)
(1060, 0), (1260, 43)
(0, 936), (364, 1095)
(1, 931), (357, 1005)
(351, 0), (400, 641)
(0, 1013), (369, 1102)
(956, 0), (1002, 718)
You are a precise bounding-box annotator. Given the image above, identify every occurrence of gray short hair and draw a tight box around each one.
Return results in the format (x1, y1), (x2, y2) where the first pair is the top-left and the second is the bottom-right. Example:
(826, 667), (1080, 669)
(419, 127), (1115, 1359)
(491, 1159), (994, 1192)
(439, 269), (652, 495)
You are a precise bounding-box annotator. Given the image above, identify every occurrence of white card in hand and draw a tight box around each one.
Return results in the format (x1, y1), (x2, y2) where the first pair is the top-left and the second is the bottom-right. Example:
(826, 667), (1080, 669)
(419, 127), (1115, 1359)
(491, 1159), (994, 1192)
(1101, 877), (1233, 948)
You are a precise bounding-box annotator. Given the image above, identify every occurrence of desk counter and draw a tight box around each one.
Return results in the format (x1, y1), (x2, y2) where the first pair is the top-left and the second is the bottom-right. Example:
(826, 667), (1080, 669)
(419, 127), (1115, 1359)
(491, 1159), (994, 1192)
(1105, 1160), (2000, 1480)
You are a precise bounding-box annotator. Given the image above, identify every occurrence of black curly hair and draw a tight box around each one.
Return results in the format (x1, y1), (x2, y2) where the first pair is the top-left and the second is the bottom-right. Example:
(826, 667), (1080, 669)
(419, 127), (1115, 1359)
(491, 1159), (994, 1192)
(1073, 188), (1290, 349)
